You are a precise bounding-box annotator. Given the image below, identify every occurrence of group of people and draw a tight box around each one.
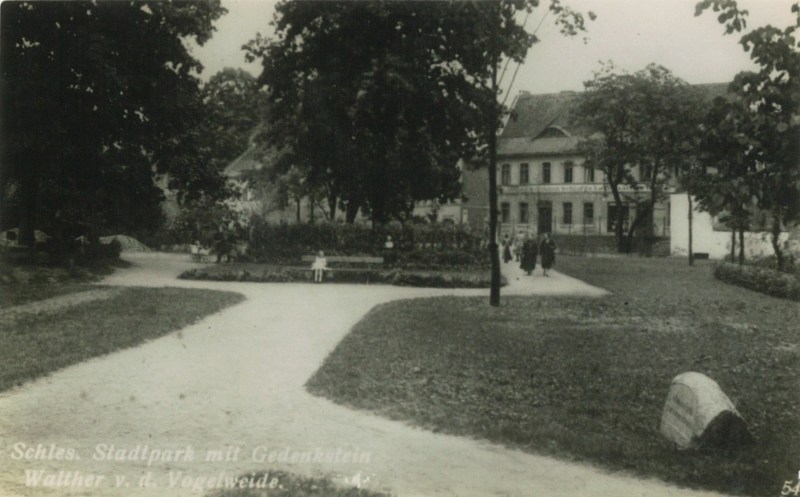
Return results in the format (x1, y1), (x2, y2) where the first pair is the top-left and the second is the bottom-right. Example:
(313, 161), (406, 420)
(502, 232), (556, 277)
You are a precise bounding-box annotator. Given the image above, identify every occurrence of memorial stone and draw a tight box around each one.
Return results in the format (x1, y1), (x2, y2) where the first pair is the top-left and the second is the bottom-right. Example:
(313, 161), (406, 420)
(660, 372), (750, 449)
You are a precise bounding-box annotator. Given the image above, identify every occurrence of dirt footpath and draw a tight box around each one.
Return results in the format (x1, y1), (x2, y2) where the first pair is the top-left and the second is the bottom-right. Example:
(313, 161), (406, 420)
(0, 253), (724, 497)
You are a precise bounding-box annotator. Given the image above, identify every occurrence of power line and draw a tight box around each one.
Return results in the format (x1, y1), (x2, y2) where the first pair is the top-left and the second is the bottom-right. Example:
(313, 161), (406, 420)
(501, 9), (549, 108)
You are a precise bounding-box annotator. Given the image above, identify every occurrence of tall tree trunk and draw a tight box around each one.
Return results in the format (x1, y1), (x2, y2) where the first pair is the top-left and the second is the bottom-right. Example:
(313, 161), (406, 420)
(487, 15), (501, 307)
(609, 183), (625, 253)
(625, 202), (649, 255)
(295, 194), (301, 224)
(345, 201), (359, 224)
(687, 192), (694, 266)
(771, 211), (784, 271)
(309, 196), (315, 224)
(328, 193), (337, 222)
(730, 228), (736, 262)
(738, 228), (745, 265)
(18, 165), (37, 252)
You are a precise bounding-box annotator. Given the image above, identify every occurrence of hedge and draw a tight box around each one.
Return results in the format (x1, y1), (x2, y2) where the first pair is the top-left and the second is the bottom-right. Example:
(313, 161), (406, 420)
(178, 266), (501, 288)
(713, 262), (800, 301)
(246, 222), (487, 268)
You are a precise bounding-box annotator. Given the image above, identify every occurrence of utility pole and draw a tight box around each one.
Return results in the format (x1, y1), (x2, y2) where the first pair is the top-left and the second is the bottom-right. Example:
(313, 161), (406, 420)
(488, 4), (501, 306)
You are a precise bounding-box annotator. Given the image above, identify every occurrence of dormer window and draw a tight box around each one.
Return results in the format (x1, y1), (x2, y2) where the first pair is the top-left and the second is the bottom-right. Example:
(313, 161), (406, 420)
(536, 126), (570, 139)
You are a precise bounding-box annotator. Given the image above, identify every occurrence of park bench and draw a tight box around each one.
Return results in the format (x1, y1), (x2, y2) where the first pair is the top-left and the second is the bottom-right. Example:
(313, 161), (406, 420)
(301, 255), (384, 267)
(301, 255), (384, 281)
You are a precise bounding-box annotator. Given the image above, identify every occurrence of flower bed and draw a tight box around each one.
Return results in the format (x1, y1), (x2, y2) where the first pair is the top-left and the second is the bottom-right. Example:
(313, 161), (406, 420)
(178, 264), (501, 288)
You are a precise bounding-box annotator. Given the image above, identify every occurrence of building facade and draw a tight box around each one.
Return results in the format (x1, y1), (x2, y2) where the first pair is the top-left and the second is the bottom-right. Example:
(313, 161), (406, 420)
(454, 90), (673, 239)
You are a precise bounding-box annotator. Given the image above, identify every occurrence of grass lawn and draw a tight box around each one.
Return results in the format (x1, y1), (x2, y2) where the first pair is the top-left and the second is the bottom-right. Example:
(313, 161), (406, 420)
(1, 259), (130, 306)
(207, 470), (389, 497)
(306, 254), (799, 497)
(0, 282), (96, 307)
(0, 287), (244, 391)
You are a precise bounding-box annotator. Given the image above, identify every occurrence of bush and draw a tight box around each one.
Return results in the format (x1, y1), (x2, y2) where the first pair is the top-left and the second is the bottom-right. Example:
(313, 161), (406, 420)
(397, 248), (488, 270)
(745, 254), (799, 275)
(246, 221), (486, 268)
(714, 262), (800, 301)
(178, 266), (501, 288)
(37, 238), (122, 267)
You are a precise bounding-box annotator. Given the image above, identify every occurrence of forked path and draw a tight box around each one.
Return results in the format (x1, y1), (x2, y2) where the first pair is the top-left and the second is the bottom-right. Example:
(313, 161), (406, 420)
(0, 253), (723, 497)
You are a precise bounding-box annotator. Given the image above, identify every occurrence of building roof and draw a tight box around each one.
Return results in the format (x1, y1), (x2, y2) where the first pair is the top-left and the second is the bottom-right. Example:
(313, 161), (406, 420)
(224, 142), (287, 178)
(499, 82), (731, 157)
(502, 91), (584, 139)
(498, 136), (582, 157)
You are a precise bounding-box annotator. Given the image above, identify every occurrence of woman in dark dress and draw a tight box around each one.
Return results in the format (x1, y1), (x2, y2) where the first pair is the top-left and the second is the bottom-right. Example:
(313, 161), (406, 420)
(539, 232), (556, 276)
(519, 233), (538, 276)
(502, 234), (512, 263)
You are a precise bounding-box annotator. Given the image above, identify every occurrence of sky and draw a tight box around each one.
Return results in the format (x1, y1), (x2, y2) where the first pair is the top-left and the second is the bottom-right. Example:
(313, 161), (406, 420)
(190, 0), (797, 99)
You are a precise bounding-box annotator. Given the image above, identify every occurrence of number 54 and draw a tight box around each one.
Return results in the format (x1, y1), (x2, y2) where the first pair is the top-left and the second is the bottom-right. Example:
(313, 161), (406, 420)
(782, 480), (800, 496)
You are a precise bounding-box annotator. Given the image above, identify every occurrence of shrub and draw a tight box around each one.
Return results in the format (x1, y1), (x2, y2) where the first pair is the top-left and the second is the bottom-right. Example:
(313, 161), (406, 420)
(397, 248), (488, 270)
(178, 266), (499, 288)
(745, 254), (799, 275)
(713, 262), (800, 301)
(245, 221), (486, 268)
(39, 238), (122, 267)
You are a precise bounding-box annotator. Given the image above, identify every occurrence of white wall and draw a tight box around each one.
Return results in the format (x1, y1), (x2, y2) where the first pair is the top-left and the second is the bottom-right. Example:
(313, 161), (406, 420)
(670, 194), (789, 259)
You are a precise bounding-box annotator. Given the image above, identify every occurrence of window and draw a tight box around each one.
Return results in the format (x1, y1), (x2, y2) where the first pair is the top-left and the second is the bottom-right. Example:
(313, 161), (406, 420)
(583, 202), (594, 224)
(607, 203), (630, 232)
(563, 202), (573, 225)
(585, 165), (595, 183)
(501, 164), (511, 185)
(501, 202), (511, 223)
(519, 202), (529, 224)
(564, 162), (573, 183)
(542, 162), (551, 184)
(519, 163), (529, 184)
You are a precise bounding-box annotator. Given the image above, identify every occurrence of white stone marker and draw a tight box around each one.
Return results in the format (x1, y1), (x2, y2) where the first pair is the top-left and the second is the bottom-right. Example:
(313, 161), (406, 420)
(659, 372), (744, 449)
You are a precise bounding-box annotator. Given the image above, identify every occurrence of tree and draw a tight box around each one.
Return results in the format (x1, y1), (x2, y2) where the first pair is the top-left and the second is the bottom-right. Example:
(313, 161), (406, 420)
(246, 0), (591, 304)
(689, 96), (757, 265)
(573, 63), (705, 253)
(695, 0), (800, 270)
(0, 1), (226, 246)
(202, 68), (264, 168)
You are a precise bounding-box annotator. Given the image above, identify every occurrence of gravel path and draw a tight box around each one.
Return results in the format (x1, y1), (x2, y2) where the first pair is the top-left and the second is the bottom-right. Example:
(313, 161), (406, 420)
(0, 253), (725, 497)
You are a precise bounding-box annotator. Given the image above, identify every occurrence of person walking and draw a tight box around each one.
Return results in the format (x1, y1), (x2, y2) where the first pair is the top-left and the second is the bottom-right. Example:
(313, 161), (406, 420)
(539, 232), (557, 277)
(513, 234), (523, 262)
(213, 225), (229, 264)
(519, 232), (538, 276)
(502, 234), (512, 263)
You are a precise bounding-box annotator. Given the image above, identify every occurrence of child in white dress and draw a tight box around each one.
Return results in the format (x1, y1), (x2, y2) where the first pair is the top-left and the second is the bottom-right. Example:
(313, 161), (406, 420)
(311, 250), (327, 283)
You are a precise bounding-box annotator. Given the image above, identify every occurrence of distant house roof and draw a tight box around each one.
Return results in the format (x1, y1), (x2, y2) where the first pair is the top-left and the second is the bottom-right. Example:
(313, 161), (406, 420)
(224, 145), (265, 178)
(224, 141), (287, 179)
(499, 82), (731, 157)
(502, 91), (584, 139)
(498, 136), (582, 157)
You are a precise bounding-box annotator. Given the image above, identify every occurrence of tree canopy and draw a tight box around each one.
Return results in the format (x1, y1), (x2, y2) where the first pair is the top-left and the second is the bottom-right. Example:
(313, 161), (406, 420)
(245, 0), (592, 225)
(693, 0), (800, 268)
(573, 63), (705, 252)
(0, 0), (227, 244)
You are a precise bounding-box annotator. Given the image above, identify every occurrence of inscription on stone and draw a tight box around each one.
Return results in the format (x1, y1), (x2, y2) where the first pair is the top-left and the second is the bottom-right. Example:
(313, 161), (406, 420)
(659, 372), (743, 449)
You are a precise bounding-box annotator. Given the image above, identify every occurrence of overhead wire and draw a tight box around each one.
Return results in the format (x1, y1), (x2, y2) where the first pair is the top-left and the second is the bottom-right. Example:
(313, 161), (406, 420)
(499, 8), (549, 108)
